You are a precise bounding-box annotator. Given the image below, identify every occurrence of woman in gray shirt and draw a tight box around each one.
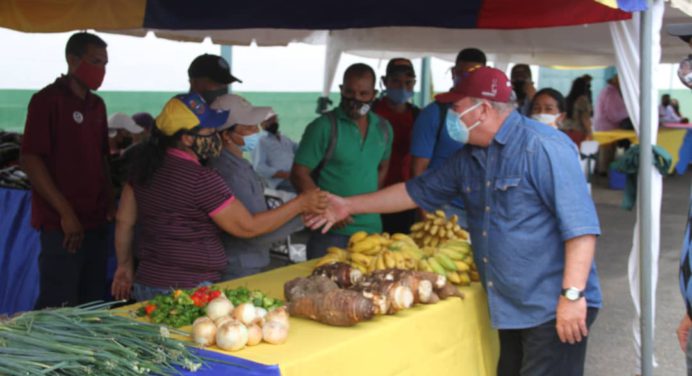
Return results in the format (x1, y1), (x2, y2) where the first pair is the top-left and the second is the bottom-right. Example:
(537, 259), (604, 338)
(209, 95), (303, 279)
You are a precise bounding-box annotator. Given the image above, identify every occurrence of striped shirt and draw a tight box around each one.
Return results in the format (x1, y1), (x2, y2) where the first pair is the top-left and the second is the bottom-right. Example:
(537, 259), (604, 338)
(133, 149), (234, 289)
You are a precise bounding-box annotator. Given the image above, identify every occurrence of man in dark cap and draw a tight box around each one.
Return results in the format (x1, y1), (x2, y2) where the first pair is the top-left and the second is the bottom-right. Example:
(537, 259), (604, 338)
(188, 54), (242, 105)
(372, 58), (420, 234)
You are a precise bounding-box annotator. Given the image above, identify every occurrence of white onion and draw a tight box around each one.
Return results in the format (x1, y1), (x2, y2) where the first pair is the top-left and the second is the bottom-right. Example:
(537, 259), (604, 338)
(262, 321), (288, 345)
(206, 297), (234, 321)
(232, 303), (257, 326)
(246, 324), (263, 346)
(265, 306), (290, 329)
(191, 317), (217, 347)
(214, 315), (235, 328)
(216, 322), (248, 352)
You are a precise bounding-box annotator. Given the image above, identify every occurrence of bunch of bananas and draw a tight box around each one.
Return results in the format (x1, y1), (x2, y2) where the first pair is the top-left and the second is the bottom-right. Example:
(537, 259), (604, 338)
(418, 240), (480, 286)
(314, 232), (424, 273)
(410, 210), (469, 248)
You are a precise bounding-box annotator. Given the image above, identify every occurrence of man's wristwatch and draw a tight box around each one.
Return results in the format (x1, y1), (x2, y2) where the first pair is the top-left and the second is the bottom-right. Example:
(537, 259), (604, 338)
(561, 287), (585, 301)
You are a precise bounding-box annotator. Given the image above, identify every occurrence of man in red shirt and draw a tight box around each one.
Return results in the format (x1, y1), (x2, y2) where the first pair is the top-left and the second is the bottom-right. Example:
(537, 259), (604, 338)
(20, 32), (114, 309)
(372, 58), (420, 234)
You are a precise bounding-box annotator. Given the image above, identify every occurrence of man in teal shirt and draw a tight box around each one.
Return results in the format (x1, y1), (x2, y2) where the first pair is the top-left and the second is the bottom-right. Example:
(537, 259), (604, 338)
(291, 63), (393, 259)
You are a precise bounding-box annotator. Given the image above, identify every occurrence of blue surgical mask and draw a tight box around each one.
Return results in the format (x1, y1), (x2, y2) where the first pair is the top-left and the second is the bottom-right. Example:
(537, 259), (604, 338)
(385, 88), (414, 105)
(241, 132), (261, 152)
(445, 102), (482, 144)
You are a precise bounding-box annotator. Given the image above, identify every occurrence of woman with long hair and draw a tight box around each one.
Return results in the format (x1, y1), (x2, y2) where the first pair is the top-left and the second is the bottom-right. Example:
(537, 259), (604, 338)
(562, 75), (594, 146)
(111, 93), (326, 301)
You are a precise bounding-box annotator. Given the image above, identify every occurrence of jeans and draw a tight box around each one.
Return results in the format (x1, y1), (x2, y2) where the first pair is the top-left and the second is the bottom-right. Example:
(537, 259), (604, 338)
(497, 308), (599, 376)
(306, 231), (350, 260)
(132, 281), (213, 302)
(441, 203), (469, 229)
(34, 226), (108, 309)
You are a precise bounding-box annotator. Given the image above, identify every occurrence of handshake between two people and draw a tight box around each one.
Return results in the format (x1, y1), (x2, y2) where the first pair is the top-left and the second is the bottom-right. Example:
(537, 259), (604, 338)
(299, 189), (351, 233)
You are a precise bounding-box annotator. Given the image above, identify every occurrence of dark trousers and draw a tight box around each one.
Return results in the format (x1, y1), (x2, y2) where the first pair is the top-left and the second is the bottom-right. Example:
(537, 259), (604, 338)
(306, 231), (350, 260)
(34, 226), (108, 309)
(497, 308), (599, 376)
(381, 209), (417, 235)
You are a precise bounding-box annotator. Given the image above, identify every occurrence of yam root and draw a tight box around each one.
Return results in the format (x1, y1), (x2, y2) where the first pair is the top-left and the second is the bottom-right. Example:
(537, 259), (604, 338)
(287, 289), (375, 326)
(355, 278), (413, 314)
(368, 270), (434, 304)
(349, 284), (390, 315)
(283, 275), (339, 301)
(311, 262), (363, 288)
(436, 282), (465, 300)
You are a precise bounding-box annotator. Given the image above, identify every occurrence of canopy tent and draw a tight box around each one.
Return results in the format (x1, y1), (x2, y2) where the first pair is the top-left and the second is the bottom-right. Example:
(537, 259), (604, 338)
(0, 0), (674, 374)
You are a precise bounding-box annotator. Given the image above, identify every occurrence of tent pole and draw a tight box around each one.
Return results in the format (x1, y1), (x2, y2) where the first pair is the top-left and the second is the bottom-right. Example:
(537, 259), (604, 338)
(419, 57), (432, 107)
(220, 45), (233, 93)
(638, 3), (654, 376)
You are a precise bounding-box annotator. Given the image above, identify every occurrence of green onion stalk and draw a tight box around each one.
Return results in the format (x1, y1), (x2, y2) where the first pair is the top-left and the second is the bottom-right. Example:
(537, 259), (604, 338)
(0, 301), (244, 375)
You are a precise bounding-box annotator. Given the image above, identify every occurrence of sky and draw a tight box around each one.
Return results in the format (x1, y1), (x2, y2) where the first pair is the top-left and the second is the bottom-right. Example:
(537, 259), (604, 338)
(0, 28), (686, 93)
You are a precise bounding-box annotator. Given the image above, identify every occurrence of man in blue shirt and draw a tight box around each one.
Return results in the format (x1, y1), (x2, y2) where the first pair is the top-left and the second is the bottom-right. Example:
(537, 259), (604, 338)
(410, 48), (487, 228)
(310, 67), (602, 376)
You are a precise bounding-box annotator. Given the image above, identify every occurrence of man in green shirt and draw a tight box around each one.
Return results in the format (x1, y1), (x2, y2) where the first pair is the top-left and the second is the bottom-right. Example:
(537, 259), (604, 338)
(292, 63), (393, 259)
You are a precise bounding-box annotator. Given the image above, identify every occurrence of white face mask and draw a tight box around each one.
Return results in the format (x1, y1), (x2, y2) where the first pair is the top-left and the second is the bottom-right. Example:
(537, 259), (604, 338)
(531, 113), (560, 128)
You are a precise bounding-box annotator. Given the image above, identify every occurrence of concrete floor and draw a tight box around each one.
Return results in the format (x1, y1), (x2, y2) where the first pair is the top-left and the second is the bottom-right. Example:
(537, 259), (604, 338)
(585, 172), (691, 375)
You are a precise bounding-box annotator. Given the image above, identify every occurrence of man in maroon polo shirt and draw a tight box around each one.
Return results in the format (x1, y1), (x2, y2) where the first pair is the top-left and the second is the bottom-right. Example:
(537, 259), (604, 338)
(21, 32), (114, 309)
(372, 58), (420, 234)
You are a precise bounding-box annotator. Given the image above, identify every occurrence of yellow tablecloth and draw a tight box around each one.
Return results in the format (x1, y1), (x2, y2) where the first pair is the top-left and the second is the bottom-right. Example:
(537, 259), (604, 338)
(124, 261), (499, 376)
(592, 128), (687, 173)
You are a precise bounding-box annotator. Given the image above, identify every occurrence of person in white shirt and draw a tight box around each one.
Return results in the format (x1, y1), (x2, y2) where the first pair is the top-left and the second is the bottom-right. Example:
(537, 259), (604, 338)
(660, 94), (684, 124)
(252, 115), (298, 192)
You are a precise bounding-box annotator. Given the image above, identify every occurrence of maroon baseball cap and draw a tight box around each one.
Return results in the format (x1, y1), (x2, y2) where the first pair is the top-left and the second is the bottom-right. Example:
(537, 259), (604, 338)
(436, 66), (512, 104)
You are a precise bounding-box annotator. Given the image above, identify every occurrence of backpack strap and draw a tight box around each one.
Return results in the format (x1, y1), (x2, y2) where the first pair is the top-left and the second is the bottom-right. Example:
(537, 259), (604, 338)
(431, 101), (448, 158)
(310, 110), (338, 183)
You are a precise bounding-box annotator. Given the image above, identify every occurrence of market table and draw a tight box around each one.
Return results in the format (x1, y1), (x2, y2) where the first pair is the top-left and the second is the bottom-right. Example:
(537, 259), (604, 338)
(125, 261), (499, 376)
(592, 128), (688, 173)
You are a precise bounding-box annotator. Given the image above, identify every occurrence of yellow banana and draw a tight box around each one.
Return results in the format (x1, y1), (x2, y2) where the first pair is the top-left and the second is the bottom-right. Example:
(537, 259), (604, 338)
(351, 238), (378, 253)
(425, 213), (437, 221)
(404, 258), (416, 270)
(438, 247), (465, 261)
(435, 253), (458, 271)
(411, 231), (424, 239)
(350, 253), (373, 266)
(327, 247), (349, 260)
(393, 251), (406, 269)
(469, 271), (480, 282)
(349, 231), (368, 246)
(430, 225), (439, 236)
(435, 210), (446, 218)
(438, 228), (446, 238)
(450, 215), (459, 224)
(446, 271), (462, 284)
(410, 222), (425, 232)
(427, 257), (447, 275)
(376, 253), (387, 270)
(383, 251), (396, 269)
(400, 246), (423, 261)
(315, 256), (340, 267)
(360, 244), (381, 256)
(418, 259), (433, 272)
(454, 260), (471, 272)
(350, 262), (367, 274)
(429, 237), (440, 248)
(459, 272), (472, 286)
(424, 221), (432, 231)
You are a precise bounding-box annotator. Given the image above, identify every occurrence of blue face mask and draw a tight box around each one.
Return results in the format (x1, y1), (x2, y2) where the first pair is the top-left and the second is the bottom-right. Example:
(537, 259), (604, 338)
(445, 102), (482, 144)
(385, 88), (414, 105)
(241, 132), (261, 152)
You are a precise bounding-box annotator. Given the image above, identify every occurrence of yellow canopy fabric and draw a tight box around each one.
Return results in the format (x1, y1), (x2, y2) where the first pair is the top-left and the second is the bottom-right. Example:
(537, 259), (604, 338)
(123, 261), (500, 376)
(0, 0), (145, 32)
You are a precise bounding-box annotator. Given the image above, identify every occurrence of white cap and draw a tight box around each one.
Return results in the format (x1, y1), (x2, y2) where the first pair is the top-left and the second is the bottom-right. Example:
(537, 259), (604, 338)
(210, 94), (274, 130)
(108, 112), (144, 137)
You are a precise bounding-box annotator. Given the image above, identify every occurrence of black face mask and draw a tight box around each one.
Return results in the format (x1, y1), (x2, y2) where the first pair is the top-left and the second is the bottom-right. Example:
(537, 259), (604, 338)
(117, 136), (134, 149)
(340, 96), (372, 118)
(201, 87), (228, 105)
(266, 122), (279, 134)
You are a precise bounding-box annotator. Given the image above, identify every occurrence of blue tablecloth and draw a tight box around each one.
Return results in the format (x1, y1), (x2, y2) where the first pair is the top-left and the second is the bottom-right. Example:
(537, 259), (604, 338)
(0, 188), (40, 315)
(676, 129), (692, 175)
(176, 348), (280, 376)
